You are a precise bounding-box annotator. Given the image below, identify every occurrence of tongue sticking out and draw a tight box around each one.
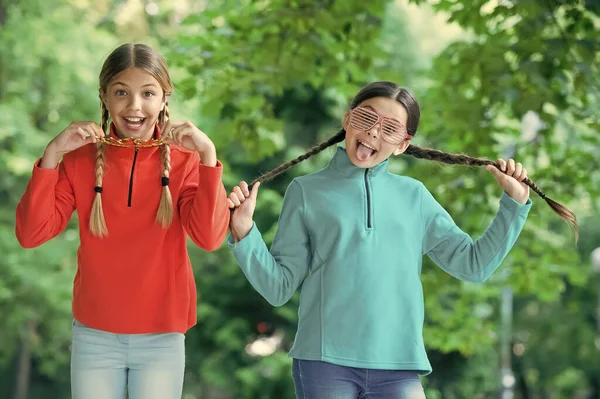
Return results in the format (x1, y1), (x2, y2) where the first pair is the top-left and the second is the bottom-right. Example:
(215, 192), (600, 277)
(356, 143), (375, 161)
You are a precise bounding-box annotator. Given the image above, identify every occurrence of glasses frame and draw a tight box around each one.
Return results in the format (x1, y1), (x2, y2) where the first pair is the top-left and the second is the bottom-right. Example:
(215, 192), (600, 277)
(348, 107), (413, 145)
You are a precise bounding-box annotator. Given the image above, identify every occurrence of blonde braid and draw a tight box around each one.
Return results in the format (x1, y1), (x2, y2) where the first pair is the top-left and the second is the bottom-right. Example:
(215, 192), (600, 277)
(156, 103), (174, 227)
(90, 143), (108, 237)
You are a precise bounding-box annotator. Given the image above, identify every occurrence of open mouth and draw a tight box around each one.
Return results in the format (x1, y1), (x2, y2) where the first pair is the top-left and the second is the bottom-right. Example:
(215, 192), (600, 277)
(356, 140), (377, 161)
(122, 116), (146, 130)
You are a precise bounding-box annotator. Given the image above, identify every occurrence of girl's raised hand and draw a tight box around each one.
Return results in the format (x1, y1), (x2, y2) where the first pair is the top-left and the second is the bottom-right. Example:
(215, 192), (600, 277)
(228, 181), (260, 242)
(486, 158), (530, 204)
(160, 120), (217, 166)
(42, 122), (105, 169)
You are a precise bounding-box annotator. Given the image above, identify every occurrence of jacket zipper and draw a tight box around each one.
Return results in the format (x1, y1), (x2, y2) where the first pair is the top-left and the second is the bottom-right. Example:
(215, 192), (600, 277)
(127, 147), (139, 207)
(364, 169), (372, 229)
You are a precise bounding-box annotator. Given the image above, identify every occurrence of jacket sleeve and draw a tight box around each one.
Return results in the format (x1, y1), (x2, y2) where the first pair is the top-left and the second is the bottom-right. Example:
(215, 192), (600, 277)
(178, 154), (230, 251)
(227, 180), (311, 306)
(15, 159), (76, 248)
(421, 184), (531, 283)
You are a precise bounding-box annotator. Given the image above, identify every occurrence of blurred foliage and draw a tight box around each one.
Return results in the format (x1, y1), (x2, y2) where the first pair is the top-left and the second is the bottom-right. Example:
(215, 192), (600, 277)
(0, 0), (598, 398)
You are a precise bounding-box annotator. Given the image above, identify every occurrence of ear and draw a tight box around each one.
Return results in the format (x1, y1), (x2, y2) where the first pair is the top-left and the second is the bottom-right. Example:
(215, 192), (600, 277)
(392, 139), (411, 156)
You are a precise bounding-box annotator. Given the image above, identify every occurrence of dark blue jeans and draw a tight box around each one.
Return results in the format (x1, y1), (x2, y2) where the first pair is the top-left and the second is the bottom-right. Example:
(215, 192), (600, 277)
(292, 359), (426, 399)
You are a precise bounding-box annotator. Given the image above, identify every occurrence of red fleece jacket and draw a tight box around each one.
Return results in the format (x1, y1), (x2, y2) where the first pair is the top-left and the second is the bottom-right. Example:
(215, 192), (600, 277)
(16, 138), (230, 334)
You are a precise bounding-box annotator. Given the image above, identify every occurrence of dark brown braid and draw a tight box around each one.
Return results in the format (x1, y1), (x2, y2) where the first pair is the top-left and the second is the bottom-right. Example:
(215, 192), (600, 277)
(249, 129), (345, 187)
(248, 132), (578, 242)
(403, 144), (578, 241)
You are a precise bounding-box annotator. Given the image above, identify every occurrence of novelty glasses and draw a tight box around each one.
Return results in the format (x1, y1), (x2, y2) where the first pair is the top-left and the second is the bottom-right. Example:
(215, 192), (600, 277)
(348, 107), (412, 145)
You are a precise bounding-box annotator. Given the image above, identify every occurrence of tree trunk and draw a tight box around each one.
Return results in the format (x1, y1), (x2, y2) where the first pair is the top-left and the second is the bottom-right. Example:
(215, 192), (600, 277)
(13, 320), (36, 399)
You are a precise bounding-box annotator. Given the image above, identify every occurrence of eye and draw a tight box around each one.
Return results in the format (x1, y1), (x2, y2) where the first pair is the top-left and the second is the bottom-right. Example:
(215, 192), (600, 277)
(115, 89), (127, 96)
(383, 120), (406, 136)
(356, 108), (378, 122)
(143, 91), (155, 98)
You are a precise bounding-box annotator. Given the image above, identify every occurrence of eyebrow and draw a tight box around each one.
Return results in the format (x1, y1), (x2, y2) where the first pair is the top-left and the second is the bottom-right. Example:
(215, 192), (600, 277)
(111, 81), (159, 89)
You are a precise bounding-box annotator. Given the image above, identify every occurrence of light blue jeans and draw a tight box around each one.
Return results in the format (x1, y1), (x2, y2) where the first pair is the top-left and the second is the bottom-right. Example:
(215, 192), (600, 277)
(71, 319), (185, 399)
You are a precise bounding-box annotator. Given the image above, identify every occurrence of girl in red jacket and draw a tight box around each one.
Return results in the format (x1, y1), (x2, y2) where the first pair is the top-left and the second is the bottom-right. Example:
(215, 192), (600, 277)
(15, 43), (229, 399)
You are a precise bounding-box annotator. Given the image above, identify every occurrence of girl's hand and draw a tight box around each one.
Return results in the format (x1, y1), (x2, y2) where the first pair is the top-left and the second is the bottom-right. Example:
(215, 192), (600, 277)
(486, 158), (530, 204)
(41, 122), (105, 169)
(161, 120), (217, 166)
(228, 181), (260, 242)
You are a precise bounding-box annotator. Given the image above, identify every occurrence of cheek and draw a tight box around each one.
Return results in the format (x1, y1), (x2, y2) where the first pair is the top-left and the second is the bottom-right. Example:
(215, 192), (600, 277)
(145, 99), (164, 115)
(377, 143), (398, 158)
(105, 95), (126, 110)
(344, 129), (357, 149)
(104, 102), (120, 118)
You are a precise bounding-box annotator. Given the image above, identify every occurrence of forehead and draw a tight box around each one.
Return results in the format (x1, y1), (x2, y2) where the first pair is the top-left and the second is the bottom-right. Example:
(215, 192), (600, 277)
(359, 97), (408, 124)
(109, 68), (161, 88)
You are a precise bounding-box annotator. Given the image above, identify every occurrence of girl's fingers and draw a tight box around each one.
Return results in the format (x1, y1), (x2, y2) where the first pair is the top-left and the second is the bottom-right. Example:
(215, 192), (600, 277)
(514, 162), (523, 179)
(249, 181), (260, 200)
(506, 159), (516, 176)
(76, 127), (90, 142)
(240, 181), (250, 197)
(497, 158), (507, 172)
(85, 127), (98, 143)
(228, 192), (241, 207)
(160, 121), (171, 139)
(89, 122), (104, 138)
(173, 126), (189, 146)
(519, 168), (528, 182)
(232, 186), (245, 202)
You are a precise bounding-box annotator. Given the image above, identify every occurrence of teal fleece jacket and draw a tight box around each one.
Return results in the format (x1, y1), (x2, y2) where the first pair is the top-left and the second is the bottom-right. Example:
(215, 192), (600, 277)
(228, 146), (531, 374)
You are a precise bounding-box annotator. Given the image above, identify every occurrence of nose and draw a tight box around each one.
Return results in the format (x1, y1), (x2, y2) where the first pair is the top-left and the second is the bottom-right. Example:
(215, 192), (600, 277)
(128, 94), (142, 111)
(367, 122), (381, 138)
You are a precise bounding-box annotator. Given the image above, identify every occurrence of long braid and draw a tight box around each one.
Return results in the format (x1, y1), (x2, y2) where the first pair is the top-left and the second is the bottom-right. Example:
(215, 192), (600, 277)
(89, 102), (110, 237)
(404, 144), (578, 241)
(249, 129), (346, 187)
(404, 144), (550, 198)
(90, 143), (108, 237)
(246, 132), (578, 242)
(156, 103), (174, 227)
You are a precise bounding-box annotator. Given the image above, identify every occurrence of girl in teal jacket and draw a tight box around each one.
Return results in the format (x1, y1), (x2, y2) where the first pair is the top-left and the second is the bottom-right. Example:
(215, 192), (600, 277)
(226, 81), (576, 399)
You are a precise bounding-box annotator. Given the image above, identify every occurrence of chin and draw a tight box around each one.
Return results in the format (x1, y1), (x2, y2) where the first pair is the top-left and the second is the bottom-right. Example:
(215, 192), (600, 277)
(115, 124), (153, 140)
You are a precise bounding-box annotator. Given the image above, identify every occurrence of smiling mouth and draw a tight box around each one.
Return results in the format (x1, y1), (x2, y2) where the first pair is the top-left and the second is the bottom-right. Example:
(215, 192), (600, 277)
(122, 117), (146, 129)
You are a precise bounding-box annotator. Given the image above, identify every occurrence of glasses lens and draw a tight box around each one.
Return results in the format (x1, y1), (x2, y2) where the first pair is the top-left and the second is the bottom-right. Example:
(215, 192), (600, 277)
(350, 107), (378, 131)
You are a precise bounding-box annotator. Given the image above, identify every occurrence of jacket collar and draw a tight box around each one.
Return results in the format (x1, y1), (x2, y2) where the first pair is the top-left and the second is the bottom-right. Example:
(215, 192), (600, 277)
(327, 146), (389, 178)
